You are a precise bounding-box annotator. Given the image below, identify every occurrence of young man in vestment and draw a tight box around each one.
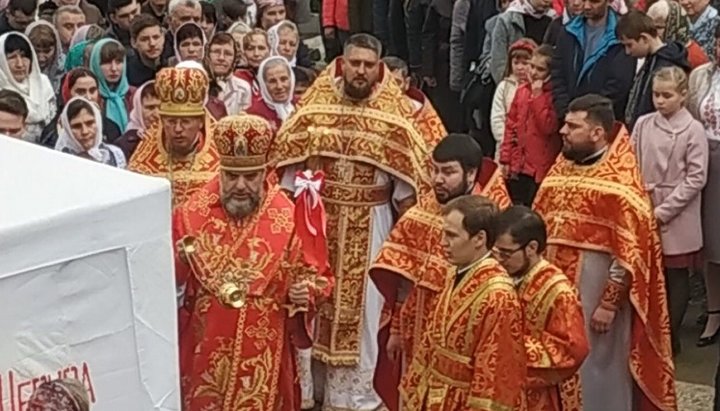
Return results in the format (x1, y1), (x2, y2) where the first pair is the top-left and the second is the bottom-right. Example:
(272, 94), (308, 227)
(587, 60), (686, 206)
(127, 66), (219, 208)
(173, 114), (332, 411)
(400, 195), (526, 411)
(494, 206), (589, 411)
(369, 134), (511, 410)
(533, 94), (677, 411)
(269, 33), (429, 410)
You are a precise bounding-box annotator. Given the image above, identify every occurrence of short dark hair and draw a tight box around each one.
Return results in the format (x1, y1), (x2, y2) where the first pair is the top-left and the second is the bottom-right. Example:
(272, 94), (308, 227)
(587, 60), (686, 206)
(176, 22), (204, 44)
(99, 41), (127, 64)
(616, 10), (657, 40)
(66, 98), (96, 122)
(432, 133), (484, 173)
(8, 0), (38, 16)
(382, 56), (408, 76)
(108, 0), (137, 14)
(567, 94), (615, 134)
(140, 81), (157, 100)
(220, 0), (247, 22)
(0, 89), (28, 120)
(534, 44), (553, 61)
(201, 1), (217, 25)
(4, 34), (33, 62)
(495, 206), (547, 253)
(293, 66), (316, 86)
(130, 13), (162, 41)
(344, 33), (382, 57)
(441, 195), (499, 246)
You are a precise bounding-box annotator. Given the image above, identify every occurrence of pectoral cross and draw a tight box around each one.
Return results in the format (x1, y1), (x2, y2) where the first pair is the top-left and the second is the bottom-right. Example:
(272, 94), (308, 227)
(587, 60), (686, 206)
(332, 157), (353, 182)
(551, 213), (566, 237)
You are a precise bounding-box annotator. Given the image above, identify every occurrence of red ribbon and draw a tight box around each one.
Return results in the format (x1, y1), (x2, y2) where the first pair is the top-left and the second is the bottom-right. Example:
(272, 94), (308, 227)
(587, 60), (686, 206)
(293, 170), (330, 273)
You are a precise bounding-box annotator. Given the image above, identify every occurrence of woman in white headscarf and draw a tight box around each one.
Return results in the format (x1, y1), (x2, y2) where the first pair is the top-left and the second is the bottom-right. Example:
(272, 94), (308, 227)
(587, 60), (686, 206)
(267, 20), (300, 67)
(171, 22), (207, 66)
(0, 32), (56, 143)
(25, 20), (64, 92)
(247, 55), (295, 130)
(55, 96), (126, 168)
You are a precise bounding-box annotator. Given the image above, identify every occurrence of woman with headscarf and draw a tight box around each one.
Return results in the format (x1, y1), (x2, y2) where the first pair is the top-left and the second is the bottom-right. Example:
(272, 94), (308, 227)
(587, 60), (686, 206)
(649, 0), (710, 68)
(267, 20), (300, 67)
(40, 67), (124, 148)
(25, 20), (64, 92)
(680, 0), (720, 61)
(55, 96), (126, 167)
(227, 21), (252, 67)
(0, 32), (56, 143)
(89, 38), (134, 133)
(115, 80), (161, 160)
(27, 378), (89, 411)
(64, 24), (105, 71)
(170, 22), (207, 66)
(247, 56), (296, 130)
(234, 29), (271, 107)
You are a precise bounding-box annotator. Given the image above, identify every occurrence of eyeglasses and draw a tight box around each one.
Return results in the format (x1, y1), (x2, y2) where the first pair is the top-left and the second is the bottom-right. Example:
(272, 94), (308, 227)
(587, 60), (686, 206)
(492, 243), (527, 260)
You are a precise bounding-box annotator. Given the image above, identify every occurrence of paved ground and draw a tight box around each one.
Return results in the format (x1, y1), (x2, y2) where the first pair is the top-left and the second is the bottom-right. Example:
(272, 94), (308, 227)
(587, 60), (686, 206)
(675, 300), (717, 410)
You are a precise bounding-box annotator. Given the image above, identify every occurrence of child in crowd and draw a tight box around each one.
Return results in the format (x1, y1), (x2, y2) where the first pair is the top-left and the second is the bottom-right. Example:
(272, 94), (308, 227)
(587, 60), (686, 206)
(632, 66), (709, 354)
(617, 10), (690, 130)
(500, 44), (560, 206)
(490, 38), (535, 156)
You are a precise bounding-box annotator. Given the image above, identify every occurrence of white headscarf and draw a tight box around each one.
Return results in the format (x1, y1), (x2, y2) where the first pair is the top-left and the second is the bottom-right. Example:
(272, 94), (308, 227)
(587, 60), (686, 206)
(267, 20), (298, 67)
(55, 96), (104, 161)
(0, 32), (55, 125)
(24, 20), (64, 91)
(257, 56), (295, 121)
(174, 22), (207, 63)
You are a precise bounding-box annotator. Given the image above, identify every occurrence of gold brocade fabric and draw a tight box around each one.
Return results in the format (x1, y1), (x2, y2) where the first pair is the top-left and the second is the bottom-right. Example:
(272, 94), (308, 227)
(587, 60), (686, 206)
(399, 257), (526, 411)
(269, 59), (432, 365)
(533, 126), (677, 411)
(128, 116), (219, 209)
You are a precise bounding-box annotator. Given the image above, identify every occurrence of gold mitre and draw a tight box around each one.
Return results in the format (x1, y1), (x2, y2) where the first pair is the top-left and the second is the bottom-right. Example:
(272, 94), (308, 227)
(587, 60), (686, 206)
(155, 67), (208, 117)
(213, 114), (274, 172)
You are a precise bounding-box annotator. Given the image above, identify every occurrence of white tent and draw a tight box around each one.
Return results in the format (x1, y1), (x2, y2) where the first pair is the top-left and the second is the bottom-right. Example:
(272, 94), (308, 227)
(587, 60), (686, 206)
(0, 138), (180, 410)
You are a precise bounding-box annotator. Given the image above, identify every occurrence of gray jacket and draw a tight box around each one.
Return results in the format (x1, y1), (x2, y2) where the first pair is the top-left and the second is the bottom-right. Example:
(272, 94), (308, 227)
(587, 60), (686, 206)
(489, 11), (527, 84)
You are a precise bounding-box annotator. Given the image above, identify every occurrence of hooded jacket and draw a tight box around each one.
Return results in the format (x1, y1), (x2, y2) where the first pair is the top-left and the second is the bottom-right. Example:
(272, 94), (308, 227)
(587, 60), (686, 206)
(625, 41), (690, 130)
(550, 9), (636, 121)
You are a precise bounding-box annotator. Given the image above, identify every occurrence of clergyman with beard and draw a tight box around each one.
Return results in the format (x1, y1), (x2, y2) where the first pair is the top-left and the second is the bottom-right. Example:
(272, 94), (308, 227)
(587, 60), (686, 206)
(368, 133), (512, 410)
(269, 33), (431, 410)
(534, 94), (677, 411)
(172, 114), (332, 411)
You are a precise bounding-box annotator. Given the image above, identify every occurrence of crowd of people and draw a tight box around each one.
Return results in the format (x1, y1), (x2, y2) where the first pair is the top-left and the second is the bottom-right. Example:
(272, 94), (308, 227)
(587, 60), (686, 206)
(3, 0), (720, 409)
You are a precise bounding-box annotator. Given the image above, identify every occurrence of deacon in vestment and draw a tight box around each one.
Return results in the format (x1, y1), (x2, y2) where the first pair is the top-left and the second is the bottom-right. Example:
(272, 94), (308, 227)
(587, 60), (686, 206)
(400, 195), (526, 411)
(269, 33), (429, 410)
(128, 66), (219, 208)
(494, 206), (589, 411)
(173, 114), (332, 410)
(533, 94), (677, 411)
(369, 134), (511, 410)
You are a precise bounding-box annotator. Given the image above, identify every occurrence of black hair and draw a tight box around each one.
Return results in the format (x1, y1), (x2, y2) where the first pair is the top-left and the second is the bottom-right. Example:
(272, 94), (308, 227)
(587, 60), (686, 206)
(432, 133), (484, 173)
(4, 34), (33, 63)
(0, 89), (28, 119)
(567, 94), (615, 134)
(108, 0), (136, 14)
(221, 0), (248, 22)
(99, 41), (127, 64)
(293, 66), (316, 85)
(201, 1), (217, 25)
(66, 98), (95, 122)
(8, 0), (38, 16)
(130, 13), (162, 40)
(441, 195), (499, 246)
(495, 206), (548, 253)
(176, 23), (204, 43)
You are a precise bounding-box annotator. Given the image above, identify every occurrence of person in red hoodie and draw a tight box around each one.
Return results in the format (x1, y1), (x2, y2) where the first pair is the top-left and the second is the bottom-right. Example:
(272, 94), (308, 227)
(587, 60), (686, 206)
(500, 44), (560, 205)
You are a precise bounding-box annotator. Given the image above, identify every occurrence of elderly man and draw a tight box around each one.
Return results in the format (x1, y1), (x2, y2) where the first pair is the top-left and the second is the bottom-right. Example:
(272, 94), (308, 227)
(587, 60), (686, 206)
(270, 33), (429, 411)
(534, 94), (676, 411)
(54, 6), (86, 54)
(370, 133), (511, 410)
(174, 113), (332, 410)
(127, 66), (219, 208)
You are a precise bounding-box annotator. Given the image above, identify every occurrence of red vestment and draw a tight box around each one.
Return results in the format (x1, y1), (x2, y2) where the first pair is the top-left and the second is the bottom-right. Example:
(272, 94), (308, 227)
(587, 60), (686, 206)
(533, 125), (677, 411)
(173, 179), (327, 410)
(400, 257), (526, 411)
(369, 159), (512, 411)
(519, 259), (589, 411)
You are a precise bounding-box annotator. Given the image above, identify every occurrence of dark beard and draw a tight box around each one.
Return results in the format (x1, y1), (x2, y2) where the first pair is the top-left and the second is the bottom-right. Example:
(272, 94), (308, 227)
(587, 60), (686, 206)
(561, 145), (595, 162)
(435, 176), (471, 204)
(344, 81), (372, 100)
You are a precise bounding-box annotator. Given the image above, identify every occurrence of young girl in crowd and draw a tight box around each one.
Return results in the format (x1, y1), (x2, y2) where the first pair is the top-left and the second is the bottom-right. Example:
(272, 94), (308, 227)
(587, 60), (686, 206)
(55, 96), (126, 168)
(268, 20), (300, 66)
(633, 66), (709, 354)
(499, 44), (559, 206)
(173, 22), (207, 65)
(89, 39), (133, 133)
(490, 38), (535, 157)
(115, 80), (160, 160)
(0, 32), (56, 143)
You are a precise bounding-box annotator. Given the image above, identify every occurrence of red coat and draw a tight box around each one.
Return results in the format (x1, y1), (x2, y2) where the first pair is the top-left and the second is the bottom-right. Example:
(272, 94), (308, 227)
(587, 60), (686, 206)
(499, 81), (560, 183)
(322, 0), (349, 31)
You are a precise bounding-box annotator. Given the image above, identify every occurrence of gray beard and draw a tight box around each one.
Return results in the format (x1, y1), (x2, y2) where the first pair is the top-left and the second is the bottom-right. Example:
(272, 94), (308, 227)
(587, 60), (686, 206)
(221, 194), (260, 219)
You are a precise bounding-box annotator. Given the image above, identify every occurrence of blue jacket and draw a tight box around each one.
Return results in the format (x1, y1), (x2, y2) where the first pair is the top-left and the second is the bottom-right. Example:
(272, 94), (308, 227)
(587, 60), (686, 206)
(550, 10), (636, 120)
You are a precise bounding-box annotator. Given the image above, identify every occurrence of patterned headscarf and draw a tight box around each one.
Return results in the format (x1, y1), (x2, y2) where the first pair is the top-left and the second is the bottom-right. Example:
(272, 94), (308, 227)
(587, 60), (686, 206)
(664, 0), (691, 43)
(27, 380), (88, 411)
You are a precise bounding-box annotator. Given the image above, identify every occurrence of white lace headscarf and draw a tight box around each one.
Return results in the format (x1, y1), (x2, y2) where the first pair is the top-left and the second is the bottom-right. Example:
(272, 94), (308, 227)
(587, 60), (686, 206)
(257, 55), (295, 121)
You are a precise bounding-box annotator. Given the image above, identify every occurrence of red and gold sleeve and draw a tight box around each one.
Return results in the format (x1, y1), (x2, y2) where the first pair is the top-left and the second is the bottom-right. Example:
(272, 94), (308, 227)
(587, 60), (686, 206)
(525, 289), (590, 388)
(467, 289), (526, 410)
